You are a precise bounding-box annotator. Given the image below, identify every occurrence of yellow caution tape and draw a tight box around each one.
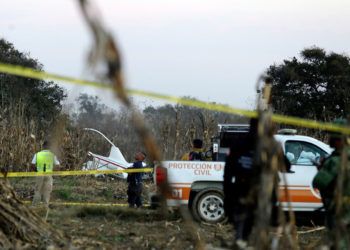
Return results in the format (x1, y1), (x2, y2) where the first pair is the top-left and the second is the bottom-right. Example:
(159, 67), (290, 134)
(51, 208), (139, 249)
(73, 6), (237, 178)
(0, 168), (153, 178)
(0, 62), (349, 134)
(0, 62), (112, 90)
(22, 200), (150, 207)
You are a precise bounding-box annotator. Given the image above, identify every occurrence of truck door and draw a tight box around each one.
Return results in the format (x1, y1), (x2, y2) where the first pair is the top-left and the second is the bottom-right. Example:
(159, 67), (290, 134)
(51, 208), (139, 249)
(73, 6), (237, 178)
(279, 140), (328, 210)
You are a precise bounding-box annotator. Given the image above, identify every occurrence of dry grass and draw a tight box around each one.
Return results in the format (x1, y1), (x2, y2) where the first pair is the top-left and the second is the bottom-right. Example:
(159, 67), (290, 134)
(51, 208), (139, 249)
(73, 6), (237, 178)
(8, 175), (326, 249)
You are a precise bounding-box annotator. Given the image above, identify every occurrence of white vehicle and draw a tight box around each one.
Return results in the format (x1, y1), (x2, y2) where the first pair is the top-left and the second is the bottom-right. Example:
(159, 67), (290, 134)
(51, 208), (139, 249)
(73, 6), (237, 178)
(83, 128), (146, 179)
(153, 125), (332, 223)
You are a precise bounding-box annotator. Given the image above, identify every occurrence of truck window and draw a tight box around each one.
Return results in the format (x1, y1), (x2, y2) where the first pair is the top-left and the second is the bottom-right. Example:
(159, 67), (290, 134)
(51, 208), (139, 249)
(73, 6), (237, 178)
(285, 140), (328, 166)
(220, 132), (249, 148)
(216, 132), (249, 161)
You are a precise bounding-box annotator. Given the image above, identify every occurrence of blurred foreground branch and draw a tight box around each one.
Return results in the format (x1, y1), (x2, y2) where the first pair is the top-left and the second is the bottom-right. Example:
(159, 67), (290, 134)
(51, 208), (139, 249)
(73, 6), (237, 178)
(78, 1), (204, 249)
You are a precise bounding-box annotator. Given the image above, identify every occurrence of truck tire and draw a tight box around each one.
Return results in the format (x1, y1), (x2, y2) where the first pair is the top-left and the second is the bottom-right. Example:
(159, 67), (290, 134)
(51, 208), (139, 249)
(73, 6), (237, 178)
(191, 189), (226, 223)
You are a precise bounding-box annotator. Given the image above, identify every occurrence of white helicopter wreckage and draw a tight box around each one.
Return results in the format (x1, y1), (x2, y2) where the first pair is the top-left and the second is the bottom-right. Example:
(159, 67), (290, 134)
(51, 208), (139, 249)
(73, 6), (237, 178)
(82, 128), (147, 179)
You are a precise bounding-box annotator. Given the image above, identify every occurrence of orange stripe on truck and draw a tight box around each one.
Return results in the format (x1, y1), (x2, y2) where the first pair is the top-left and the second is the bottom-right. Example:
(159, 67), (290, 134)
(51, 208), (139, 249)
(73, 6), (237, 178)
(165, 186), (321, 203)
(279, 189), (320, 203)
(167, 187), (191, 200)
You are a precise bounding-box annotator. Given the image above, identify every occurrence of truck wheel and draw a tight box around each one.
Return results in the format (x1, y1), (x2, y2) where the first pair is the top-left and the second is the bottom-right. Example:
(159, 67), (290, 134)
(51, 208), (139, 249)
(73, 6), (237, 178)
(191, 190), (226, 223)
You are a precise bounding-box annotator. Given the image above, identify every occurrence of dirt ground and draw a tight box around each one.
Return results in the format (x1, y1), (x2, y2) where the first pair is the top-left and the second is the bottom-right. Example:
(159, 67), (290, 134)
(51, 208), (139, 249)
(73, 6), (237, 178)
(9, 176), (326, 249)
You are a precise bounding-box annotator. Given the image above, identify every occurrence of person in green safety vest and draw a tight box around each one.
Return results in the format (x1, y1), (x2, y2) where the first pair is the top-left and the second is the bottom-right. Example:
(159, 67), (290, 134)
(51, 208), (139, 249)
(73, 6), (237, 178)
(31, 140), (60, 206)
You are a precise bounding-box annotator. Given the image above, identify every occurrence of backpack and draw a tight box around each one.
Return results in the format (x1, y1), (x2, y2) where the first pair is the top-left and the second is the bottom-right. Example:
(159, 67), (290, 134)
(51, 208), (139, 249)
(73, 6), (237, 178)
(189, 151), (205, 161)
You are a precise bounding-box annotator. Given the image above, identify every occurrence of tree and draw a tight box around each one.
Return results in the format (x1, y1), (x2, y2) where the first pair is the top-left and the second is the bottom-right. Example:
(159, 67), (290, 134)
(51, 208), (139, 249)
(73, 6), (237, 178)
(143, 97), (248, 159)
(0, 38), (66, 126)
(75, 93), (108, 129)
(267, 47), (350, 121)
(0, 39), (66, 248)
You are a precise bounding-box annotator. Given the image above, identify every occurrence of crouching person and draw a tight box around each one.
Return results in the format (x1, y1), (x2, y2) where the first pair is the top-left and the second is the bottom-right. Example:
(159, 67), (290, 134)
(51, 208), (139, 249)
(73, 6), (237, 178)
(32, 140), (60, 207)
(127, 151), (146, 208)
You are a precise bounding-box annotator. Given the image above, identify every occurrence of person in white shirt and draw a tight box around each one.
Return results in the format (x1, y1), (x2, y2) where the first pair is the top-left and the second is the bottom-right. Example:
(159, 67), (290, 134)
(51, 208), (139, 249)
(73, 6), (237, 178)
(31, 140), (60, 206)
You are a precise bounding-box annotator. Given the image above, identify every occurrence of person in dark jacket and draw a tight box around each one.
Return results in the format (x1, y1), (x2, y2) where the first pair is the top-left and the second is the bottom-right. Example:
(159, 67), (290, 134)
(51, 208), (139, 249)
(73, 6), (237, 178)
(224, 119), (259, 247)
(224, 118), (290, 248)
(127, 151), (146, 208)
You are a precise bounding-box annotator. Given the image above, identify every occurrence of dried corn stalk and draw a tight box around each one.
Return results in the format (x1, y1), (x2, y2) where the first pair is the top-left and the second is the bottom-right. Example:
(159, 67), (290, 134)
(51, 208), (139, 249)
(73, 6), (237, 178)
(253, 79), (297, 249)
(0, 180), (65, 248)
(77, 1), (204, 249)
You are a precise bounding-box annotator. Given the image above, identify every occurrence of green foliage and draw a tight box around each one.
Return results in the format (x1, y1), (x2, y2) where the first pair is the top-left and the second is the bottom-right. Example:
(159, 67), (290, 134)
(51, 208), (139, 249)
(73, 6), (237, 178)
(53, 188), (73, 200)
(99, 188), (114, 199)
(53, 187), (87, 201)
(58, 176), (77, 187)
(267, 47), (350, 121)
(114, 235), (126, 242)
(52, 178), (86, 201)
(0, 38), (66, 127)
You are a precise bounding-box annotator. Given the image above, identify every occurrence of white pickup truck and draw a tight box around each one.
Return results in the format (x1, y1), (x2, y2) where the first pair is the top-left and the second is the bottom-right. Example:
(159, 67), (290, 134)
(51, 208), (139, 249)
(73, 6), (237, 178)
(153, 125), (332, 223)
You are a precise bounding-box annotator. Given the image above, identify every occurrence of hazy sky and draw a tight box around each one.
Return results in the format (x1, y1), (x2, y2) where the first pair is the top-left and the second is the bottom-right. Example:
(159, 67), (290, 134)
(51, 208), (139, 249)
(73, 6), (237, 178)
(1, 0), (350, 110)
